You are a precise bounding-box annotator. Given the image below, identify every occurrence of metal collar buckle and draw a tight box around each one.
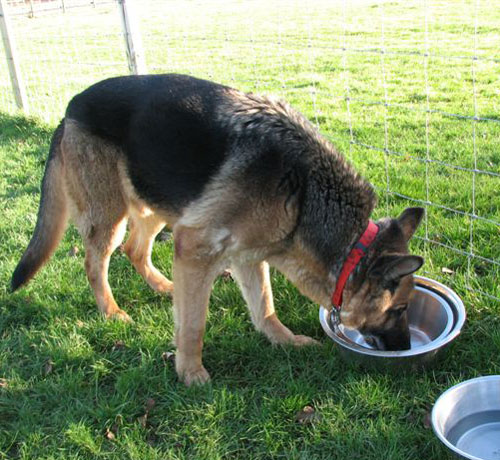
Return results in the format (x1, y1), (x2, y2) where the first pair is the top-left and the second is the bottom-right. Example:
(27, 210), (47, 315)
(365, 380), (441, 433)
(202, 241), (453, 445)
(330, 306), (341, 327)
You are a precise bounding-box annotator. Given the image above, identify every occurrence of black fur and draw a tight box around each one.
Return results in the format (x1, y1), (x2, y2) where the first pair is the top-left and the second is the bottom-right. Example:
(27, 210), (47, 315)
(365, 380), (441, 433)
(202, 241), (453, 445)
(66, 74), (377, 272)
(66, 74), (231, 211)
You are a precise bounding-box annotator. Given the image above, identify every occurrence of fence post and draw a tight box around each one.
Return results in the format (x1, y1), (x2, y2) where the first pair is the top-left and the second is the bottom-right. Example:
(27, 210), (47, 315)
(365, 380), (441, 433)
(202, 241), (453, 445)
(118, 0), (146, 75)
(0, 0), (28, 110)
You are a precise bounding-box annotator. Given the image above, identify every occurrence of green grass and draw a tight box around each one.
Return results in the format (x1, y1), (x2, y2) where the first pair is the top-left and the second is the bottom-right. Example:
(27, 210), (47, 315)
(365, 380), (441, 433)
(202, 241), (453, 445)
(1, 1), (499, 459)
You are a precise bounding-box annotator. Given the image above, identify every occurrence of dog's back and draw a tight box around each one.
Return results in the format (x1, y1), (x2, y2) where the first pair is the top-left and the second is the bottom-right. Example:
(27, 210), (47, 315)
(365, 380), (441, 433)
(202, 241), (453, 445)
(66, 74), (234, 211)
(12, 73), (375, 297)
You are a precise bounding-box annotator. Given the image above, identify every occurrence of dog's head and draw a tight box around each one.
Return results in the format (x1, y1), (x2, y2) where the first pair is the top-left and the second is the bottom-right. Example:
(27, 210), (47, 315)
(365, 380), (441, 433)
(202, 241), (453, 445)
(340, 207), (424, 350)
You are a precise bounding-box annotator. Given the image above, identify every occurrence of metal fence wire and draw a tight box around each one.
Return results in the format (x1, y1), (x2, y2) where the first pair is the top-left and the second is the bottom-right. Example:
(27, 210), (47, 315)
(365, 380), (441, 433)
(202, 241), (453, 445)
(1, 0), (498, 303)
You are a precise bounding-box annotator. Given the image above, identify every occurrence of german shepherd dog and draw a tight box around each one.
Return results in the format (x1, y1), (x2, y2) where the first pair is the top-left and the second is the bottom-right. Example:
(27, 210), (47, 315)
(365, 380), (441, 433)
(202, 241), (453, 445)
(11, 74), (424, 385)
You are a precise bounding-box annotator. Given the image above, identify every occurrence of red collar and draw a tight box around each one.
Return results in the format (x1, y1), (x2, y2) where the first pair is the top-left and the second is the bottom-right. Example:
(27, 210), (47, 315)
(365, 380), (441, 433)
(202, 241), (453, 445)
(331, 220), (379, 311)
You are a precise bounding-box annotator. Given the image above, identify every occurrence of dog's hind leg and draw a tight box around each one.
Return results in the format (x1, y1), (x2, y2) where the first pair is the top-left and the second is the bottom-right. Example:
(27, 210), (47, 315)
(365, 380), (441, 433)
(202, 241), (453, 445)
(231, 261), (319, 346)
(62, 121), (131, 321)
(83, 217), (130, 321)
(123, 211), (173, 294)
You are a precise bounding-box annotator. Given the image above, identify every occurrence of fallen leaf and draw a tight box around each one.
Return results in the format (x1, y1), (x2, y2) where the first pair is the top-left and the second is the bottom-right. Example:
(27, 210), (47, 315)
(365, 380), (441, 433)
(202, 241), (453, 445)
(76, 320), (84, 328)
(0, 378), (7, 388)
(67, 246), (79, 257)
(137, 413), (148, 428)
(441, 267), (454, 275)
(112, 341), (126, 352)
(43, 359), (54, 376)
(295, 405), (321, 424)
(137, 398), (155, 428)
(105, 428), (115, 440)
(423, 411), (432, 429)
(162, 351), (175, 363)
(146, 398), (156, 412)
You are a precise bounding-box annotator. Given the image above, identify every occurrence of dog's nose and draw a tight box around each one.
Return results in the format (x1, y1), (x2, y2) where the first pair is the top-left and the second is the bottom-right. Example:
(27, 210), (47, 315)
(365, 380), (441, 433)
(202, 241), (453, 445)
(382, 331), (411, 351)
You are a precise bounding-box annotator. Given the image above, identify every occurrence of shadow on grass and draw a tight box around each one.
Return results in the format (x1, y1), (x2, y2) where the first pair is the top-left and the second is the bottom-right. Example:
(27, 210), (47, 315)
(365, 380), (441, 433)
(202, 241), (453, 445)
(1, 276), (488, 459)
(0, 111), (53, 144)
(0, 111), (490, 459)
(0, 112), (54, 201)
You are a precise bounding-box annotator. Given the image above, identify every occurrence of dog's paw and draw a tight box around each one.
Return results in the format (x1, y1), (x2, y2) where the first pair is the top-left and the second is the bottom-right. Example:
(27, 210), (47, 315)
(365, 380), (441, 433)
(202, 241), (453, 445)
(148, 277), (174, 295)
(182, 366), (211, 387)
(108, 309), (133, 323)
(291, 335), (321, 347)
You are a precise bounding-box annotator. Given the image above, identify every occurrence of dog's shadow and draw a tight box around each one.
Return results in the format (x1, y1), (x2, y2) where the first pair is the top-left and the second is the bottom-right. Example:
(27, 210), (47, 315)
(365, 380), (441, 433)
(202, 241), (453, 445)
(2, 276), (485, 458)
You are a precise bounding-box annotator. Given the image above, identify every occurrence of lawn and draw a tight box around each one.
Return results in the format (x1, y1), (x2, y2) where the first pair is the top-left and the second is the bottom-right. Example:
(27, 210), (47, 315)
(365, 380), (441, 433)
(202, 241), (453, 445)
(0, 1), (499, 459)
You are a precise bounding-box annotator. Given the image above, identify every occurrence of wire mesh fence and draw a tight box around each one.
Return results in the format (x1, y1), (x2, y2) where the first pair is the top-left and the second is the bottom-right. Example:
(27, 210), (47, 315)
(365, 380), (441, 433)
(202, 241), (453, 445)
(0, 0), (128, 116)
(1, 0), (498, 304)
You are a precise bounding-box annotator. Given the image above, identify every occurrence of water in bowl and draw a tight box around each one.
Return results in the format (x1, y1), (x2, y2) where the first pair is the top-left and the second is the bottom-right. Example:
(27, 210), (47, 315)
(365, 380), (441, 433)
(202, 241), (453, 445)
(445, 410), (500, 460)
(337, 285), (455, 351)
(339, 324), (432, 350)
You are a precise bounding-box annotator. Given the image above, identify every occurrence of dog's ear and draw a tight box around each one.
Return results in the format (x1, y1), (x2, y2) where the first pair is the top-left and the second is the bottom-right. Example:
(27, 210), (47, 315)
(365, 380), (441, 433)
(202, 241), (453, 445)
(369, 254), (424, 281)
(397, 207), (424, 241)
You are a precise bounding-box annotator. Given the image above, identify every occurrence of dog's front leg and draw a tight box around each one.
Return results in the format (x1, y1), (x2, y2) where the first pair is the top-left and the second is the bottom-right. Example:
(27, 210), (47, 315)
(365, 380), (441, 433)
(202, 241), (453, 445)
(173, 226), (220, 386)
(232, 261), (319, 346)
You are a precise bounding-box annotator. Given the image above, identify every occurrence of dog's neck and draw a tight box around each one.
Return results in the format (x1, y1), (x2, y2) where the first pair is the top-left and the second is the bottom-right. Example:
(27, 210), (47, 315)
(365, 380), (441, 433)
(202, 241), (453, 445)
(333, 218), (370, 278)
(331, 220), (379, 309)
(328, 194), (377, 285)
(295, 141), (377, 278)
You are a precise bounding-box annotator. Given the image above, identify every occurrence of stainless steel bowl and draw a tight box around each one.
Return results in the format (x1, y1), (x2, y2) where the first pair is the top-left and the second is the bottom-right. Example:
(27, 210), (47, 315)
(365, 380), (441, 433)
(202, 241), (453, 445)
(432, 376), (500, 460)
(319, 276), (466, 369)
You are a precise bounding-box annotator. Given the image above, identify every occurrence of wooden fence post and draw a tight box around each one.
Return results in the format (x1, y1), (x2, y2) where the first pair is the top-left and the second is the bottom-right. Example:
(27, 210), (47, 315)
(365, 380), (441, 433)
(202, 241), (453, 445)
(0, 0), (28, 110)
(118, 0), (146, 75)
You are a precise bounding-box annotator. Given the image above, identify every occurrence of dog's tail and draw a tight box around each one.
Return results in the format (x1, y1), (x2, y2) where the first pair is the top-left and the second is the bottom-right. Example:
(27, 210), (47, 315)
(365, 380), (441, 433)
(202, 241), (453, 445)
(11, 120), (69, 292)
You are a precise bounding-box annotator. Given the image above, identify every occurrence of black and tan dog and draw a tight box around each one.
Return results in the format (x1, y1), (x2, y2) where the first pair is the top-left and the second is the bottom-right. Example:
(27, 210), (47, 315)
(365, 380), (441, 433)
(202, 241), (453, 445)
(11, 74), (424, 385)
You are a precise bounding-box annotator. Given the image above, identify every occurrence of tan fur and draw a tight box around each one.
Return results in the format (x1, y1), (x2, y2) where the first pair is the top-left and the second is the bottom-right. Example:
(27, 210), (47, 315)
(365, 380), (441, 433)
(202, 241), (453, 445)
(341, 261), (416, 331)
(268, 242), (333, 308)
(123, 211), (173, 294)
(53, 120), (321, 384)
(62, 121), (130, 320)
(231, 261), (318, 346)
(35, 157), (69, 264)
(60, 121), (180, 320)
(15, 111), (423, 384)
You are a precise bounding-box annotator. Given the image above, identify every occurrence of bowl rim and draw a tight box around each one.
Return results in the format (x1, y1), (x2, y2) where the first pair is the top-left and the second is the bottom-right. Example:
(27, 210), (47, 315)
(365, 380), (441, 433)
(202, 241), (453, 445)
(431, 375), (500, 460)
(319, 275), (466, 358)
(337, 286), (454, 351)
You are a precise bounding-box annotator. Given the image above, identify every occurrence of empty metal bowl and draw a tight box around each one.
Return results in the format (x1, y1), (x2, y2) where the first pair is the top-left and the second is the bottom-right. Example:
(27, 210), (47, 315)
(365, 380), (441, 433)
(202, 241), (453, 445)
(319, 275), (466, 369)
(432, 375), (500, 460)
